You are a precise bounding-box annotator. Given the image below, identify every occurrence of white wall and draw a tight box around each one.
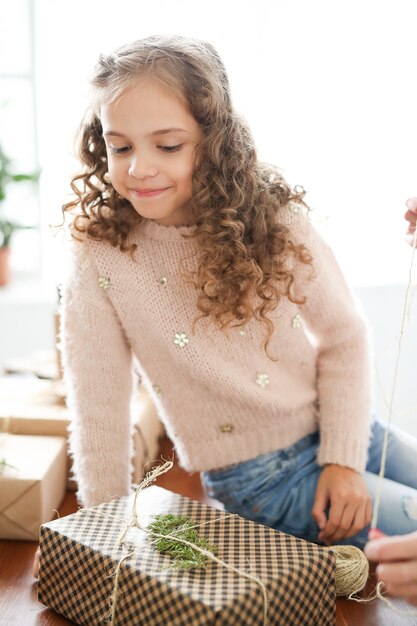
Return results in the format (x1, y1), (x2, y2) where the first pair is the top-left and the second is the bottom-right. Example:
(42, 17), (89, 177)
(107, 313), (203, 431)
(0, 278), (55, 371)
(355, 284), (417, 436)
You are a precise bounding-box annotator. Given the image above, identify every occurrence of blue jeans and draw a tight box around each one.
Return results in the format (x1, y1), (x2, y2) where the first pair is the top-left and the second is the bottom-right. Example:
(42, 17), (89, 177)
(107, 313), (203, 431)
(201, 419), (417, 548)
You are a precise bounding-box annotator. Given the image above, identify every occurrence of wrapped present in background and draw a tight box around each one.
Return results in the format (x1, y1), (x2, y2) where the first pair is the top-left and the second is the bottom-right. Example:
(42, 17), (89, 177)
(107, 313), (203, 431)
(0, 376), (68, 436)
(38, 485), (335, 626)
(4, 349), (60, 381)
(0, 375), (164, 490)
(0, 434), (67, 540)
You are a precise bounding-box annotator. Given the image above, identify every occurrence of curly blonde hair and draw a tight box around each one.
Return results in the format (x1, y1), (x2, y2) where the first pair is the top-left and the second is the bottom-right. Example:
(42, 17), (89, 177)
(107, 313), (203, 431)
(63, 35), (312, 357)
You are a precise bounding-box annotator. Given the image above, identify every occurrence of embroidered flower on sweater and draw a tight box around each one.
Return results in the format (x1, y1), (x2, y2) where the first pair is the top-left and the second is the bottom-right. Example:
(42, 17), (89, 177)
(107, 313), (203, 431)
(292, 314), (302, 328)
(256, 373), (269, 389)
(153, 384), (163, 397)
(98, 276), (111, 290)
(174, 332), (189, 348)
(288, 200), (302, 214)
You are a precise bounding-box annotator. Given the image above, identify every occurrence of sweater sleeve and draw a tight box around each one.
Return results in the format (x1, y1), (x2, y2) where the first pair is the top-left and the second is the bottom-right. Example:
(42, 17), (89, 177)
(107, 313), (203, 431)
(288, 209), (372, 472)
(61, 239), (134, 507)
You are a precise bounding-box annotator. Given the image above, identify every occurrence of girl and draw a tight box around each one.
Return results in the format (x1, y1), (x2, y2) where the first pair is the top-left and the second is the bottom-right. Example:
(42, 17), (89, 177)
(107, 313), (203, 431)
(56, 36), (417, 550)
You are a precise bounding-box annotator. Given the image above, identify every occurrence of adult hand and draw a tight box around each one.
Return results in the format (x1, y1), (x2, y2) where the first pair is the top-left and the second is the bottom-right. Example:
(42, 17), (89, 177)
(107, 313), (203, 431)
(312, 464), (372, 544)
(33, 546), (41, 578)
(405, 197), (417, 247)
(365, 530), (417, 606)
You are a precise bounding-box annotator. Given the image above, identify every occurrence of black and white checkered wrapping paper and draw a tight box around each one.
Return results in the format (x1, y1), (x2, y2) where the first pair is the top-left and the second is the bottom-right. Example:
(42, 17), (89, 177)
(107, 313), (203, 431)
(38, 486), (335, 625)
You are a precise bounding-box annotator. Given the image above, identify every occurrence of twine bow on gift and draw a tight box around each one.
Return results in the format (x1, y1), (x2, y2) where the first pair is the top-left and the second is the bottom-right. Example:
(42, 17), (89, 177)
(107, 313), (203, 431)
(107, 460), (269, 626)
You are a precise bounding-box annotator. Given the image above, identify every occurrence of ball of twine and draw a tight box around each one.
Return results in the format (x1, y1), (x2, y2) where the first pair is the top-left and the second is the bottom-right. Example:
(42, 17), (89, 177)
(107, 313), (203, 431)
(325, 545), (369, 597)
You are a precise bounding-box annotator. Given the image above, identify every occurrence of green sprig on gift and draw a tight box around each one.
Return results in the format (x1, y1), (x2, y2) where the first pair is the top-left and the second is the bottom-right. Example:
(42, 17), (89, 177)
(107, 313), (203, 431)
(147, 513), (218, 570)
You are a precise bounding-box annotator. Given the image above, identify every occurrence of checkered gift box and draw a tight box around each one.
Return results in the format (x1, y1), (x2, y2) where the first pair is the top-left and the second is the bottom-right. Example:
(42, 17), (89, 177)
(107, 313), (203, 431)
(38, 486), (335, 625)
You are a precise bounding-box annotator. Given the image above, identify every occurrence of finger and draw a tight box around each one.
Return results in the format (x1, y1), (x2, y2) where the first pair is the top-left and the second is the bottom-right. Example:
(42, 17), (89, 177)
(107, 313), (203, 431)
(329, 503), (358, 542)
(377, 560), (417, 586)
(318, 501), (345, 542)
(382, 580), (417, 600)
(319, 521), (342, 542)
(366, 531), (417, 562)
(312, 490), (328, 531)
(365, 498), (372, 527)
(326, 500), (366, 543)
(405, 198), (417, 213)
(405, 209), (417, 227)
(365, 536), (388, 561)
(368, 527), (385, 541)
(376, 561), (417, 598)
(344, 501), (368, 539)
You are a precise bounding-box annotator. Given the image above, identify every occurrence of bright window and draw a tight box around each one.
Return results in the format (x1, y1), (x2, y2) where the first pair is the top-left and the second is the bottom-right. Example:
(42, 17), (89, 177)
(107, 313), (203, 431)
(0, 0), (39, 273)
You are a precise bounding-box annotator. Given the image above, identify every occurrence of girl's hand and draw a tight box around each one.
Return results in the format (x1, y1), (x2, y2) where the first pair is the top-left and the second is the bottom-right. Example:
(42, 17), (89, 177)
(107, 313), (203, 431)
(312, 464), (372, 544)
(405, 197), (417, 247)
(33, 546), (41, 578)
(364, 530), (417, 606)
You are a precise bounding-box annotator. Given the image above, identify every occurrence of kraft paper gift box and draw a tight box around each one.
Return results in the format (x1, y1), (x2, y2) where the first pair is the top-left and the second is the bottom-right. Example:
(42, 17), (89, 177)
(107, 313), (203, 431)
(38, 485), (336, 625)
(0, 377), (77, 492)
(0, 434), (67, 540)
(0, 377), (69, 437)
(0, 376), (162, 444)
(0, 376), (163, 488)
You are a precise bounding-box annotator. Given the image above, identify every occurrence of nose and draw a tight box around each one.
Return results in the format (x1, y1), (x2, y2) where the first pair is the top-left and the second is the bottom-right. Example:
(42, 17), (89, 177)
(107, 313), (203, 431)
(128, 152), (158, 179)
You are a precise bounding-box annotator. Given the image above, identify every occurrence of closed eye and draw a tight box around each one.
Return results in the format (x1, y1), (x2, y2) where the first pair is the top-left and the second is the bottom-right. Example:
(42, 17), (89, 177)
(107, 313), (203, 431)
(109, 146), (131, 155)
(159, 144), (183, 153)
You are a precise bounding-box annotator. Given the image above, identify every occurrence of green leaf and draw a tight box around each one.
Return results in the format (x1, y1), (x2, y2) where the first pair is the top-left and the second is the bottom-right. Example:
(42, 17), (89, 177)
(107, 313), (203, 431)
(147, 513), (218, 570)
(0, 220), (35, 248)
(11, 173), (39, 183)
(0, 142), (40, 247)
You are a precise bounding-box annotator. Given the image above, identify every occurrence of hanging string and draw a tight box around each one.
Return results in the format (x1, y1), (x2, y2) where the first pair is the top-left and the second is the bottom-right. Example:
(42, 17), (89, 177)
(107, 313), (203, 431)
(371, 227), (417, 530)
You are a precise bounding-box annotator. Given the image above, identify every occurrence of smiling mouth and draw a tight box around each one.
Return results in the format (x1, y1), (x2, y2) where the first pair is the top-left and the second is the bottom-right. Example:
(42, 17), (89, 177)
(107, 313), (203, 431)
(131, 187), (170, 197)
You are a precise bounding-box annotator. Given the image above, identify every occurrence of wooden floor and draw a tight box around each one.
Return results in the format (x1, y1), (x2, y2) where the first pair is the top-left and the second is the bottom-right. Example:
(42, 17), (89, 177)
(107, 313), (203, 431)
(1, 437), (416, 625)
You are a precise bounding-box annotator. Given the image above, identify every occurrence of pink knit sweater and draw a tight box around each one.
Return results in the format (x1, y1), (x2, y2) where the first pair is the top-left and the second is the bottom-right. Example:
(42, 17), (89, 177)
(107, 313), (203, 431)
(62, 205), (371, 507)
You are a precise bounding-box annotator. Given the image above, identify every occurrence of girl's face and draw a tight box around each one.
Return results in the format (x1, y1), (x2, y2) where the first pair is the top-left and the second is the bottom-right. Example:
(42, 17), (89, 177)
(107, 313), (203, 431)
(101, 77), (202, 226)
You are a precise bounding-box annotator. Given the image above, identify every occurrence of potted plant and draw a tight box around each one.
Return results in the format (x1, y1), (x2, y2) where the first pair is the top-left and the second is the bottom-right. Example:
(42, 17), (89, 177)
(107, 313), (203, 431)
(0, 143), (39, 286)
